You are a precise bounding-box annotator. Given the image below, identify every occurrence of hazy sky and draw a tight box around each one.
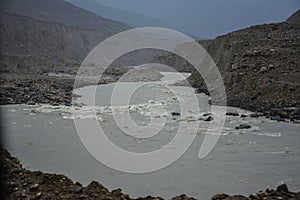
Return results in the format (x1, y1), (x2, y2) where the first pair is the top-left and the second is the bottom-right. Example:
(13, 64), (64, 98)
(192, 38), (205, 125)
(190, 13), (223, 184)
(97, 0), (300, 38)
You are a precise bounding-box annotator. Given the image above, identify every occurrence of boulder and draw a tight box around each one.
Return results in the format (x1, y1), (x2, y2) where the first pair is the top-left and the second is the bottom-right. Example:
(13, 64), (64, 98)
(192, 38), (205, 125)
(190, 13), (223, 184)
(171, 112), (181, 116)
(226, 111), (239, 116)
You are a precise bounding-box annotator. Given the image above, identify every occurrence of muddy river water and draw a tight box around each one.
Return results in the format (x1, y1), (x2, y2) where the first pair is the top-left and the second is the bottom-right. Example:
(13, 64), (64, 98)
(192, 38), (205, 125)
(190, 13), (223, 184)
(2, 72), (300, 199)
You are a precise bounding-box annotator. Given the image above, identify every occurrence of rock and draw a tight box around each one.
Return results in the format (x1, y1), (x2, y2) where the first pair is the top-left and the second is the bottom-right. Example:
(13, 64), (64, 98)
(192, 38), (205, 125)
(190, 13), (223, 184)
(231, 64), (238, 70)
(75, 182), (82, 187)
(226, 111), (239, 116)
(268, 64), (275, 69)
(74, 186), (82, 194)
(8, 181), (17, 188)
(277, 184), (289, 192)
(271, 116), (286, 122)
(34, 171), (43, 176)
(79, 194), (88, 199)
(112, 188), (122, 196)
(203, 113), (212, 117)
(204, 116), (214, 122)
(241, 114), (248, 118)
(172, 194), (196, 200)
(212, 193), (229, 200)
(250, 113), (264, 118)
(291, 119), (300, 124)
(259, 67), (268, 73)
(21, 192), (26, 198)
(29, 183), (39, 192)
(27, 100), (35, 105)
(235, 124), (251, 130)
(35, 192), (42, 199)
(171, 112), (181, 116)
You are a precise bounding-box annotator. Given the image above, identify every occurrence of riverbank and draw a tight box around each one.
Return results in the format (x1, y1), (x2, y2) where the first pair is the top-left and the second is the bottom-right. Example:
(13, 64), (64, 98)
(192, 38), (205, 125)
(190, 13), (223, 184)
(153, 22), (300, 121)
(1, 148), (299, 200)
(0, 66), (163, 106)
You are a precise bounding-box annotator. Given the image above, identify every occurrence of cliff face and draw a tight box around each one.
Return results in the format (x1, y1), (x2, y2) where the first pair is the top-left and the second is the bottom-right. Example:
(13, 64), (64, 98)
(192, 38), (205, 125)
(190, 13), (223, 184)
(153, 22), (300, 119)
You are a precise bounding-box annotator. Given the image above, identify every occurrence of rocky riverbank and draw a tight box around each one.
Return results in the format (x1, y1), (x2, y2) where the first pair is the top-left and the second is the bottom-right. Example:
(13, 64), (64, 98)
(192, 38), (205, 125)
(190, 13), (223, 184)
(1, 148), (299, 200)
(153, 22), (300, 121)
(0, 66), (163, 106)
(193, 22), (300, 121)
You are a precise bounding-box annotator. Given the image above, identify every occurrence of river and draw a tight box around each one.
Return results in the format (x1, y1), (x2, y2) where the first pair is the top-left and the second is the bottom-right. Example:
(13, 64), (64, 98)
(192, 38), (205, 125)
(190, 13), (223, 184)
(2, 72), (300, 199)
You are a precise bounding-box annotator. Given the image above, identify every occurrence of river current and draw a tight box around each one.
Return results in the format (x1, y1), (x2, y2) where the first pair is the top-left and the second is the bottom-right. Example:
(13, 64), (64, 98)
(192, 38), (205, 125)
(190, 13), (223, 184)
(2, 72), (300, 199)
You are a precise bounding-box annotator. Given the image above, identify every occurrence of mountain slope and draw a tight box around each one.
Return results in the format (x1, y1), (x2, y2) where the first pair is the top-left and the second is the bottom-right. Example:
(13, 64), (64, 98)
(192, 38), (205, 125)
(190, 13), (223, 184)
(0, 0), (130, 33)
(153, 22), (300, 119)
(0, 0), (134, 73)
(64, 0), (166, 28)
(0, 12), (111, 73)
(286, 9), (300, 24)
(64, 0), (203, 39)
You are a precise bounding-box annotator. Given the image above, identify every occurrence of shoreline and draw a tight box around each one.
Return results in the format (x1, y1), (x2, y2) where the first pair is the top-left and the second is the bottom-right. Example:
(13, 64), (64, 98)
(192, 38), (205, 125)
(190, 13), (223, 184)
(1, 148), (299, 200)
(1, 70), (299, 124)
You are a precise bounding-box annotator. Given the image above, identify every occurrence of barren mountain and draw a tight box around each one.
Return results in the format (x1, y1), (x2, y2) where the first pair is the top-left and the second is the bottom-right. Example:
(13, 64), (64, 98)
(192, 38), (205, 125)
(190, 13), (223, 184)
(64, 0), (166, 28)
(0, 0), (134, 73)
(0, 0), (130, 33)
(153, 22), (300, 119)
(0, 12), (115, 73)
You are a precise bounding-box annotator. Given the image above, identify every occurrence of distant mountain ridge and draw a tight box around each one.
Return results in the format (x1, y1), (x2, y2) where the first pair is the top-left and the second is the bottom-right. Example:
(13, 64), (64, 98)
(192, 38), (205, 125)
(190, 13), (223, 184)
(64, 0), (167, 28)
(0, 0), (130, 33)
(0, 12), (111, 73)
(64, 0), (204, 40)
(0, 0), (133, 73)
